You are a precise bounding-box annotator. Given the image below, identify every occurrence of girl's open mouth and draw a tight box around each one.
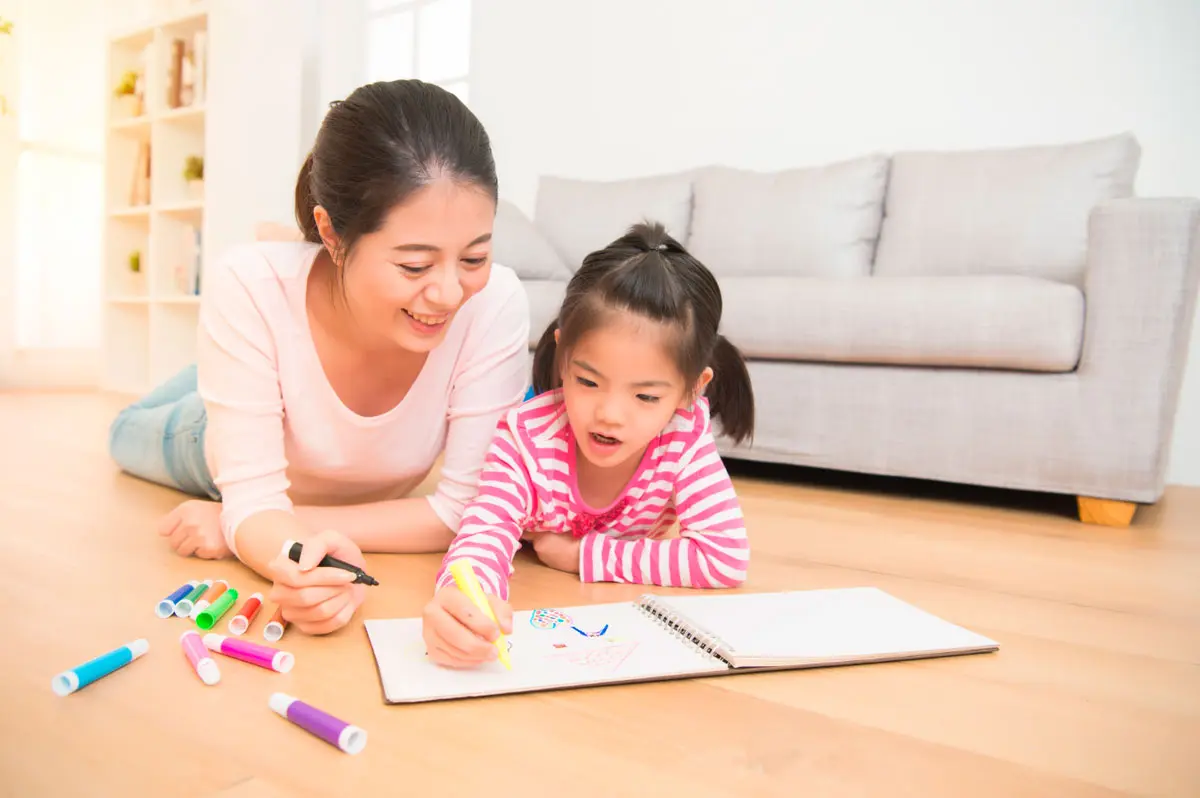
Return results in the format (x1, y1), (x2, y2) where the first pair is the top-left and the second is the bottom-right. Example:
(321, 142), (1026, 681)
(591, 432), (621, 446)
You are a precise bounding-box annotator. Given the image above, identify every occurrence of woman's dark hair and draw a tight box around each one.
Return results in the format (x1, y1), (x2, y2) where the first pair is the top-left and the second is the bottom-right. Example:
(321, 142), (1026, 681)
(532, 221), (755, 444)
(295, 80), (497, 263)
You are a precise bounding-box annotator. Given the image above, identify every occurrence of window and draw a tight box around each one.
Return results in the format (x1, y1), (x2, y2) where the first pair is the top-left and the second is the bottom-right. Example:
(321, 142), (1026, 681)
(10, 0), (105, 352)
(366, 0), (471, 105)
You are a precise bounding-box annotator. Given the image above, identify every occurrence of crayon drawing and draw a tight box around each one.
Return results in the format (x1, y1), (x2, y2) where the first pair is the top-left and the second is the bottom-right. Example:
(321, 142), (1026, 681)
(529, 608), (572, 630)
(550, 641), (639, 674)
(571, 624), (609, 638)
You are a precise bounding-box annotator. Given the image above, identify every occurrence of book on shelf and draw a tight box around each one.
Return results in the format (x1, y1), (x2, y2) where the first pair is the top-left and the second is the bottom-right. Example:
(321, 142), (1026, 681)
(174, 223), (202, 295)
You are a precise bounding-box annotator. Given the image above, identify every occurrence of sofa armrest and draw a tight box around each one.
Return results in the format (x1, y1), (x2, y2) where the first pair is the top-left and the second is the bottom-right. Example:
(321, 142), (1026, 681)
(1080, 198), (1200, 375)
(1077, 197), (1200, 492)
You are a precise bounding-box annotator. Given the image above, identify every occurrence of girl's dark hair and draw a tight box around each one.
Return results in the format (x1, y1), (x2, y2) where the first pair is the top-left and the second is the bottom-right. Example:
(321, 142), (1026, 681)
(295, 80), (497, 262)
(532, 221), (755, 444)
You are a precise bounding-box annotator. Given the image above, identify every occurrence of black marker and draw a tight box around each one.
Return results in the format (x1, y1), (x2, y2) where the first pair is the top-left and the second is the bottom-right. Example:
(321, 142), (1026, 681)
(282, 539), (379, 586)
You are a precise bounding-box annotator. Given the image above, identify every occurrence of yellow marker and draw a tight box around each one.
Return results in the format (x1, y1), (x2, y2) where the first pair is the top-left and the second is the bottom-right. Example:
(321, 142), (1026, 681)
(448, 559), (512, 670)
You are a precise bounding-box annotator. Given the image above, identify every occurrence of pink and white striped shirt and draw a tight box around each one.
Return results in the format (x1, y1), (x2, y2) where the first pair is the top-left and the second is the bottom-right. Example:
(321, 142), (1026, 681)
(434, 388), (749, 599)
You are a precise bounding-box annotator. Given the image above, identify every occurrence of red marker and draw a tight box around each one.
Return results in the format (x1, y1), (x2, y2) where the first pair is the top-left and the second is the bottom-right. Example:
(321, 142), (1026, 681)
(228, 592), (263, 636)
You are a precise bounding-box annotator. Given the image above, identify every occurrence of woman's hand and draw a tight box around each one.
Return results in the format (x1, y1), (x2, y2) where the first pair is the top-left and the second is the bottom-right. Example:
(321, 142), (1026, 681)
(422, 585), (513, 669)
(265, 529), (367, 635)
(525, 531), (582, 574)
(157, 500), (231, 559)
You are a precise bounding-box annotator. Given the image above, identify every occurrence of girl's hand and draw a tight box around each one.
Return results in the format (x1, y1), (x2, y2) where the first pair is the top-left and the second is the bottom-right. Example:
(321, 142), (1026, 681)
(526, 531), (582, 574)
(266, 529), (367, 635)
(422, 585), (513, 669)
(157, 500), (231, 559)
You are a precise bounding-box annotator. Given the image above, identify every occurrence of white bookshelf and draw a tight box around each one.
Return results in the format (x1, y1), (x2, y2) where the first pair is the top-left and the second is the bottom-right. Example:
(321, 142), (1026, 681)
(102, 4), (208, 394)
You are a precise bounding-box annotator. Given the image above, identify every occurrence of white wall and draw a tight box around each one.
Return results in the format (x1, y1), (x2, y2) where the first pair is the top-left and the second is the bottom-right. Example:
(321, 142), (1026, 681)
(469, 0), (1200, 486)
(204, 0), (311, 258)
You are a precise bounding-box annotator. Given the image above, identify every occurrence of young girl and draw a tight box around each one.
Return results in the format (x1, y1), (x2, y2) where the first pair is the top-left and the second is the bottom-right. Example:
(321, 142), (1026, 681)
(421, 221), (755, 668)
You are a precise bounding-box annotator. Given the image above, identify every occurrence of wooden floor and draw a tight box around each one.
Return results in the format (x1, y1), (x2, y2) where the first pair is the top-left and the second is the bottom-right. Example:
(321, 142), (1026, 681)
(1, 390), (1197, 798)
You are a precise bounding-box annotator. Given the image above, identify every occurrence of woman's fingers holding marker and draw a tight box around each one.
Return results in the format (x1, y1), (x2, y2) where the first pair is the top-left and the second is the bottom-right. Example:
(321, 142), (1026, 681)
(288, 593), (355, 635)
(268, 556), (356, 589)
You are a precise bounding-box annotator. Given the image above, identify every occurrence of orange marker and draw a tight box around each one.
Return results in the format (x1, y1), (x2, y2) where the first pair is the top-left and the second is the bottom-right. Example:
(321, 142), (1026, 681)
(263, 605), (288, 642)
(189, 579), (229, 620)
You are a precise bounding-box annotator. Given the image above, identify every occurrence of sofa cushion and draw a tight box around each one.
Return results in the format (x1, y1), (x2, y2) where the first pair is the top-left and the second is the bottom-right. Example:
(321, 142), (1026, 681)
(494, 200), (571, 281)
(522, 279), (568, 348)
(718, 275), (1084, 372)
(534, 171), (694, 270)
(689, 155), (889, 278)
(873, 133), (1140, 285)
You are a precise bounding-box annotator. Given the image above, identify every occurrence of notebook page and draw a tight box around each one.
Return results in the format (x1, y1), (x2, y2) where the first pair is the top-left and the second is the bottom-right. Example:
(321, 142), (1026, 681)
(649, 587), (998, 667)
(363, 601), (728, 703)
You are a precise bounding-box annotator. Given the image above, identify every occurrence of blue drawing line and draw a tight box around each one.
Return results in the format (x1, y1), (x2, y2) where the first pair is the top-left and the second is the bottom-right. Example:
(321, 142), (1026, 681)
(571, 624), (609, 637)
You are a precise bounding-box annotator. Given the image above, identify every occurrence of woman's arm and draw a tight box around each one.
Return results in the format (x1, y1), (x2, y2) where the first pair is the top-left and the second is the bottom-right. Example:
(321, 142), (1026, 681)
(197, 245), (315, 578)
(293, 498), (452, 554)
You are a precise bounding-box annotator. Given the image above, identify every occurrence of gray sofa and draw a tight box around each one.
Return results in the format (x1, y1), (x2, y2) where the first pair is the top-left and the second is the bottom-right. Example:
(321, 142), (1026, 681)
(492, 133), (1200, 525)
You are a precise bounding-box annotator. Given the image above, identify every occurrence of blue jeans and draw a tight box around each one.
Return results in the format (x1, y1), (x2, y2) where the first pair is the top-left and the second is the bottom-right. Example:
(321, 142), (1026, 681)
(108, 364), (220, 499)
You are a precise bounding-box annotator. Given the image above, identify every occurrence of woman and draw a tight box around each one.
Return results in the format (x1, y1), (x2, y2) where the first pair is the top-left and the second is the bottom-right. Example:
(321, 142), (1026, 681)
(107, 80), (530, 635)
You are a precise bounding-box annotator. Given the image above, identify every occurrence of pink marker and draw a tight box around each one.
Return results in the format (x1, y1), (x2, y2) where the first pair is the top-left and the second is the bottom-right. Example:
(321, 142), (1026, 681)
(202, 633), (294, 673)
(180, 630), (220, 685)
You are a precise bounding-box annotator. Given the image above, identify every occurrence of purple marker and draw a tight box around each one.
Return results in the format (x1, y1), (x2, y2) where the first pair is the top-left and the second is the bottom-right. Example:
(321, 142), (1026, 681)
(269, 693), (367, 754)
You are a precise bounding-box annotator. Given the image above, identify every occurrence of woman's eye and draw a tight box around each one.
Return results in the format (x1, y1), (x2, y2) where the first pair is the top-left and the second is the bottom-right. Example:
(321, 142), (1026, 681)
(397, 264), (431, 276)
(575, 377), (597, 388)
(637, 394), (661, 404)
(462, 256), (488, 267)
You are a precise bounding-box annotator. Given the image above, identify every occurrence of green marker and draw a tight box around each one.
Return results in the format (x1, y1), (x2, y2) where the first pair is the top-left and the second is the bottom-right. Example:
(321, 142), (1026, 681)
(196, 587), (239, 630)
(174, 579), (212, 618)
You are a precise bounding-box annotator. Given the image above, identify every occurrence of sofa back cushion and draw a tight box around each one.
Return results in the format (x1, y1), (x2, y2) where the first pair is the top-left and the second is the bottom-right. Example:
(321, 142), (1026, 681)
(873, 133), (1140, 285)
(688, 155), (890, 278)
(493, 200), (571, 281)
(534, 171), (694, 270)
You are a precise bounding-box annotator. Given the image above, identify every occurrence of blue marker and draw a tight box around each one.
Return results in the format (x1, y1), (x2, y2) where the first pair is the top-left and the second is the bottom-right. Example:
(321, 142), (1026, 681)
(155, 580), (199, 618)
(51, 639), (150, 696)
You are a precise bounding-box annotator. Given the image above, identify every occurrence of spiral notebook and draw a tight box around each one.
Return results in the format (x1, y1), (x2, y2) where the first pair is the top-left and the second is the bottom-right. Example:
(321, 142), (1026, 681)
(362, 587), (999, 703)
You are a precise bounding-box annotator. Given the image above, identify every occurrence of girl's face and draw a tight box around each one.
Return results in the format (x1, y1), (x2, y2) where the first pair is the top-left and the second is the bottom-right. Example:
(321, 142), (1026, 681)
(559, 312), (711, 471)
(318, 177), (495, 353)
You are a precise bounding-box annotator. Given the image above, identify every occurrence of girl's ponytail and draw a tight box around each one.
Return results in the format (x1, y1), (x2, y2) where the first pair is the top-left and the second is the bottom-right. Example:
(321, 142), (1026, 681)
(706, 334), (755, 445)
(531, 319), (560, 395)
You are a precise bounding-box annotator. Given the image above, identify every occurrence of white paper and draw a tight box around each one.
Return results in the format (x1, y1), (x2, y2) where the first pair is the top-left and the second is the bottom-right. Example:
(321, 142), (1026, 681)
(364, 601), (728, 703)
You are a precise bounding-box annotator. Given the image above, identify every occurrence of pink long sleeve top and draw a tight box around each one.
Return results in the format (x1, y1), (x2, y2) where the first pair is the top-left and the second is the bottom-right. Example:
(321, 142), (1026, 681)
(195, 241), (530, 555)
(434, 388), (750, 599)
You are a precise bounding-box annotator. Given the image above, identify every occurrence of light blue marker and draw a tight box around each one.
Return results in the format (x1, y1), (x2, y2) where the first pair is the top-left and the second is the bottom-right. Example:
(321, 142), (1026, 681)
(51, 639), (149, 696)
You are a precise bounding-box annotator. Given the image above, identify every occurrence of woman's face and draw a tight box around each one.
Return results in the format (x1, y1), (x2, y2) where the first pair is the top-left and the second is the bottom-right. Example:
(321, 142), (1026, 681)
(322, 177), (496, 353)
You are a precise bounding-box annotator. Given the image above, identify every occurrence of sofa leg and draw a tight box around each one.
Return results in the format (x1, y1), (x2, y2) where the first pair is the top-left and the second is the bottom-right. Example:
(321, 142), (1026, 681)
(1076, 496), (1137, 527)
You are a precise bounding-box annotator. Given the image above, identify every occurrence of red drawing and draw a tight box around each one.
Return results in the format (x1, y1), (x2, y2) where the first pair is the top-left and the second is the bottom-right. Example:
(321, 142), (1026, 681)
(552, 641), (638, 673)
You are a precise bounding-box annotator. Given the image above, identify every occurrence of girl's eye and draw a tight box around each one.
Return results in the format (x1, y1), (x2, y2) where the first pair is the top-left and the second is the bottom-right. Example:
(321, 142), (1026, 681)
(637, 394), (661, 404)
(397, 264), (431, 276)
(462, 256), (488, 267)
(575, 376), (597, 388)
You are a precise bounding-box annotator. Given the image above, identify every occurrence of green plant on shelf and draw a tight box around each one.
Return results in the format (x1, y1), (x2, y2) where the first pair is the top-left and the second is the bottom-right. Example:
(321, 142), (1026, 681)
(183, 155), (204, 181)
(113, 70), (138, 98)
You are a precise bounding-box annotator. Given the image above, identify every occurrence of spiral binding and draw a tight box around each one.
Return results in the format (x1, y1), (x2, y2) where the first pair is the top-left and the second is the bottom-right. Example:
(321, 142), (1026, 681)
(636, 593), (731, 665)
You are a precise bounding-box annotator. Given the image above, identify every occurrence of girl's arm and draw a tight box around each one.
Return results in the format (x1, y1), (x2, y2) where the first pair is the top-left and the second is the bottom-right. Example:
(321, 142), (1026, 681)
(432, 422), (533, 600)
(578, 414), (750, 589)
